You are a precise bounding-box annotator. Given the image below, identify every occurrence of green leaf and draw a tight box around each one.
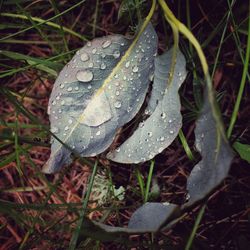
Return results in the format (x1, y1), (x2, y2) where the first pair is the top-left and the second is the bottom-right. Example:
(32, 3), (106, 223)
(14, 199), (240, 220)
(185, 89), (234, 206)
(233, 141), (250, 163)
(43, 23), (157, 173)
(107, 48), (186, 163)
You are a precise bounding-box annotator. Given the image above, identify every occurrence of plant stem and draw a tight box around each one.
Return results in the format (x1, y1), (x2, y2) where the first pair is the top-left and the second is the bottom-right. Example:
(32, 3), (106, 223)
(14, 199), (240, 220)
(227, 2), (250, 138)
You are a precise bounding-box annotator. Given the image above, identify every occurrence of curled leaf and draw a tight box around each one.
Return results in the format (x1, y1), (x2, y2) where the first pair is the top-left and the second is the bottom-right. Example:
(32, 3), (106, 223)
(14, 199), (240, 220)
(185, 91), (234, 206)
(44, 23), (157, 173)
(107, 49), (187, 163)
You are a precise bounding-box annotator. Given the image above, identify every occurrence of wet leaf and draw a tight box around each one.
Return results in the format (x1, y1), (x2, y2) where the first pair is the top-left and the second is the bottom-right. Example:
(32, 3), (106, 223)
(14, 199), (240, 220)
(185, 91), (234, 206)
(107, 49), (186, 163)
(43, 23), (157, 173)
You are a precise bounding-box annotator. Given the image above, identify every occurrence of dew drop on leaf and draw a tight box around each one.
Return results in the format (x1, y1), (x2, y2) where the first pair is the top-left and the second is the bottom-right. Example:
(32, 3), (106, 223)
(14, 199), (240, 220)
(114, 101), (122, 108)
(125, 61), (130, 68)
(100, 62), (106, 70)
(132, 65), (139, 73)
(80, 52), (89, 62)
(102, 40), (112, 48)
(76, 70), (94, 82)
(113, 50), (121, 58)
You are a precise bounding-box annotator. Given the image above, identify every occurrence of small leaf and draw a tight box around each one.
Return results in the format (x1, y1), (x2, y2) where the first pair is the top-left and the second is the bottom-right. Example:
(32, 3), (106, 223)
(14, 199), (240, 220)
(43, 23), (157, 173)
(128, 202), (178, 231)
(107, 48), (187, 163)
(185, 90), (234, 206)
(233, 141), (250, 163)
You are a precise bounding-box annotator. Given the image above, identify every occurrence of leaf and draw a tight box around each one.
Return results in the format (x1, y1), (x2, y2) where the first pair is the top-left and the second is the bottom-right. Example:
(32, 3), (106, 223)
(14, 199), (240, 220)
(185, 90), (234, 206)
(128, 202), (178, 231)
(78, 202), (178, 243)
(107, 48), (187, 163)
(43, 23), (158, 173)
(233, 141), (250, 163)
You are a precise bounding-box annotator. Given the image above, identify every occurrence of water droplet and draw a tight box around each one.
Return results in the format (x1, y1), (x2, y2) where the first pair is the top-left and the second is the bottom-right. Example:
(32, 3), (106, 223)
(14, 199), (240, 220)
(101, 53), (106, 58)
(80, 52), (89, 62)
(148, 132), (153, 137)
(132, 65), (139, 73)
(87, 84), (92, 89)
(96, 130), (101, 136)
(115, 90), (120, 96)
(60, 83), (64, 89)
(56, 96), (60, 101)
(88, 62), (94, 68)
(168, 119), (172, 123)
(75, 86), (79, 91)
(52, 100), (56, 105)
(51, 127), (59, 133)
(100, 62), (106, 70)
(87, 41), (91, 47)
(114, 74), (119, 79)
(125, 61), (130, 68)
(67, 87), (72, 92)
(169, 130), (174, 134)
(159, 136), (165, 142)
(121, 42), (125, 46)
(114, 101), (122, 108)
(113, 50), (120, 58)
(161, 113), (166, 119)
(58, 109), (62, 114)
(123, 76), (127, 80)
(127, 106), (132, 112)
(68, 119), (73, 124)
(139, 122), (144, 128)
(102, 40), (111, 48)
(115, 147), (120, 152)
(65, 126), (69, 131)
(92, 48), (97, 54)
(76, 70), (94, 82)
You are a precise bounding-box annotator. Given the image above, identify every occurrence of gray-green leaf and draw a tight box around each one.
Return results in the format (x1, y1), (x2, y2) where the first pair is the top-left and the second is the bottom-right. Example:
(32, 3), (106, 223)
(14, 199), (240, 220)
(128, 202), (178, 231)
(107, 49), (186, 163)
(185, 91), (234, 206)
(43, 23), (157, 173)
